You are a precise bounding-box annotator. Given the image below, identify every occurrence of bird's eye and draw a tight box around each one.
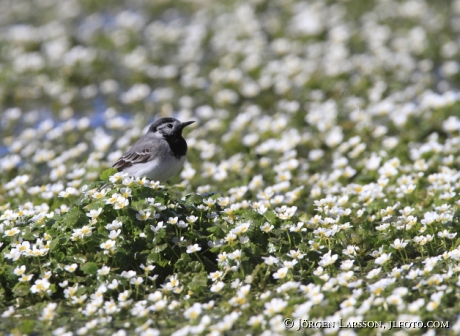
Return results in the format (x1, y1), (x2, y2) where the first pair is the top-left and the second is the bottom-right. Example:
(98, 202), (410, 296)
(167, 124), (173, 128)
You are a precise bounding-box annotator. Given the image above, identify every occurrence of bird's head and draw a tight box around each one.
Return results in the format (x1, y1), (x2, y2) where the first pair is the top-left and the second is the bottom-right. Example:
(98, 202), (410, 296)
(148, 118), (195, 137)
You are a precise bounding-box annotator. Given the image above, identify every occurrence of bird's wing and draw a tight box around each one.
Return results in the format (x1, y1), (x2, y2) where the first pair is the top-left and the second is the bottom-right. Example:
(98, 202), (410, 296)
(112, 139), (160, 171)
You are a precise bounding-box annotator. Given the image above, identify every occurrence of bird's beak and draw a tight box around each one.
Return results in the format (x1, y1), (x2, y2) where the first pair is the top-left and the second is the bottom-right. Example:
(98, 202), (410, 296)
(179, 120), (195, 129)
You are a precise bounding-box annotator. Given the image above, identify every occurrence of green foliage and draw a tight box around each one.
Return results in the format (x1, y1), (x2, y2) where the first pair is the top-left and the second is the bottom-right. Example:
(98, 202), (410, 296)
(2, 0), (460, 334)
(100, 168), (119, 181)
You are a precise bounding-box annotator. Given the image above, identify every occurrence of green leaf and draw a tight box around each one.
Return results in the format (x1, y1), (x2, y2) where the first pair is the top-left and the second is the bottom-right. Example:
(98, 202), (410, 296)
(100, 168), (118, 181)
(117, 216), (130, 223)
(131, 200), (148, 211)
(169, 185), (186, 193)
(13, 283), (30, 297)
(50, 237), (68, 251)
(454, 237), (460, 249)
(185, 193), (204, 205)
(188, 272), (207, 291)
(58, 207), (83, 228)
(86, 199), (106, 211)
(147, 252), (160, 262)
(179, 260), (202, 273)
(18, 320), (36, 334)
(157, 259), (169, 267)
(54, 251), (66, 262)
(297, 212), (309, 223)
(81, 262), (99, 275)
(152, 243), (168, 253)
(207, 225), (224, 235)
(263, 210), (277, 224)
(22, 231), (36, 240)
(75, 276), (88, 283)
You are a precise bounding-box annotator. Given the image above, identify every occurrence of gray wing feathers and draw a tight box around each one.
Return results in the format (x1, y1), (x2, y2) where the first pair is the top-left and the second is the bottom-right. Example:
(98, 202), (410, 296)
(113, 136), (166, 171)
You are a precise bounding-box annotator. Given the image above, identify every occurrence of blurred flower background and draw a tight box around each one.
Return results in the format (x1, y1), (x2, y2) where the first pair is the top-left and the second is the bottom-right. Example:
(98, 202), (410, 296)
(1, 0), (460, 194)
(2, 0), (460, 334)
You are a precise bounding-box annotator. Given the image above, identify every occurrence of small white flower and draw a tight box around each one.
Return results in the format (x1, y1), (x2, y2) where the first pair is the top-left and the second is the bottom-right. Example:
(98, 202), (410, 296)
(375, 253), (391, 265)
(97, 266), (111, 276)
(136, 210), (151, 221)
(184, 302), (202, 320)
(186, 244), (202, 254)
(14, 265), (26, 276)
(65, 263), (78, 273)
(100, 239), (116, 252)
(31, 278), (50, 294)
(210, 281), (225, 293)
(108, 229), (121, 239)
(130, 277), (144, 286)
(273, 267), (289, 279)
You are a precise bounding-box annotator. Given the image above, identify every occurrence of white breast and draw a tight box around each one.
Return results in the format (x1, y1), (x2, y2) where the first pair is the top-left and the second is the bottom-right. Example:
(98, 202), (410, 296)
(122, 155), (186, 182)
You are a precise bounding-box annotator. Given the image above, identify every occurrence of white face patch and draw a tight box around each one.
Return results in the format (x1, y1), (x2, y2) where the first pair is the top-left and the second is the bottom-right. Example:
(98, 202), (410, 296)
(121, 155), (186, 182)
(151, 131), (164, 139)
(156, 121), (178, 136)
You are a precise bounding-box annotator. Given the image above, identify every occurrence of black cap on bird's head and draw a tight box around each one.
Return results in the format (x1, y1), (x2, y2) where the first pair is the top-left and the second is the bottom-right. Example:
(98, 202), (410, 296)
(149, 118), (195, 136)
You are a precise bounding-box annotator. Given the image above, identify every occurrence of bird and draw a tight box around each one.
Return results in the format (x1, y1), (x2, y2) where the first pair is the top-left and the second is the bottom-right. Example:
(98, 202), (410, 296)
(112, 118), (195, 182)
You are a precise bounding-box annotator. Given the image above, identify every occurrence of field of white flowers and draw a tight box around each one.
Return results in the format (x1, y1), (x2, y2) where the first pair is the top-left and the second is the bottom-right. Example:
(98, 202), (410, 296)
(2, 0), (460, 335)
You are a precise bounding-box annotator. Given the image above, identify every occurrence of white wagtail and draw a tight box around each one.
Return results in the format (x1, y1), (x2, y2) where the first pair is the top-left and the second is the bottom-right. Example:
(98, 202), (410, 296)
(112, 118), (195, 182)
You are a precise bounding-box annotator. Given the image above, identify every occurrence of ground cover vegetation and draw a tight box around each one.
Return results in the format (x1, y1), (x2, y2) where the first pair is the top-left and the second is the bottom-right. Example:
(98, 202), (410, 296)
(2, 0), (460, 335)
